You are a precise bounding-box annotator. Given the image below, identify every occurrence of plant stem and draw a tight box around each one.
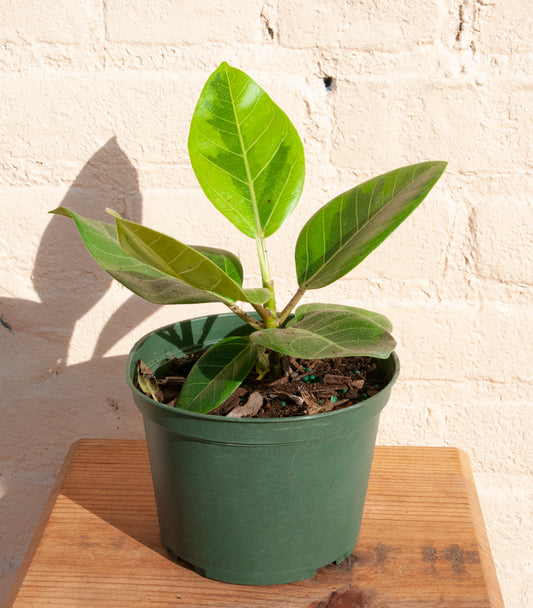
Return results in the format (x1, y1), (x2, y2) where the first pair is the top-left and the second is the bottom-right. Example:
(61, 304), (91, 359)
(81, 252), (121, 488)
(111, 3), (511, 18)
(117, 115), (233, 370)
(256, 236), (278, 327)
(254, 235), (282, 377)
(268, 349), (282, 379)
(227, 304), (264, 330)
(251, 302), (276, 327)
(278, 286), (306, 325)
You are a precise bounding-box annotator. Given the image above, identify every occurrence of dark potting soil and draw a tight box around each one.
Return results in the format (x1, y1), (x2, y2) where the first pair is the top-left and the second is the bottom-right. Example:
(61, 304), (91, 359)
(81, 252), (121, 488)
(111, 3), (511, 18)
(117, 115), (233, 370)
(137, 353), (388, 418)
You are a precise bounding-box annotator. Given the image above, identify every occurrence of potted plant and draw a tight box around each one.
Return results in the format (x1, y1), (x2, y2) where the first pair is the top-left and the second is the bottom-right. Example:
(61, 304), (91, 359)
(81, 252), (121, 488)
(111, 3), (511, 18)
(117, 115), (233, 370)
(51, 62), (446, 585)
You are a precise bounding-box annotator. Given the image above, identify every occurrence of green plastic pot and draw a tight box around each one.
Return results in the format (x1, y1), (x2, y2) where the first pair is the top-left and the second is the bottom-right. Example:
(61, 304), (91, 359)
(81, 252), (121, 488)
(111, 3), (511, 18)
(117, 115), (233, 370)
(127, 312), (399, 585)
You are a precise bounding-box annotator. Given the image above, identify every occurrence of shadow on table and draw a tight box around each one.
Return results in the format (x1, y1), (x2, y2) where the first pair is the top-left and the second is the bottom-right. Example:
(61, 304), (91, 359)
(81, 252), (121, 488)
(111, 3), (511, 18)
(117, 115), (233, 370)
(60, 440), (197, 570)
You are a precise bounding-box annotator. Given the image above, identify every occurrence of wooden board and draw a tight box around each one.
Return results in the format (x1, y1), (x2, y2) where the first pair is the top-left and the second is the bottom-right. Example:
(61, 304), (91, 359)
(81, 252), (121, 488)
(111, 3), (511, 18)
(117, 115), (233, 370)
(4, 440), (504, 607)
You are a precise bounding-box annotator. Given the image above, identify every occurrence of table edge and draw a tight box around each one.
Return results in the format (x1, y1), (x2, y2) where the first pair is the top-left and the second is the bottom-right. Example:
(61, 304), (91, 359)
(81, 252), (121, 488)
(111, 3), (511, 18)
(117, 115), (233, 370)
(3, 440), (83, 608)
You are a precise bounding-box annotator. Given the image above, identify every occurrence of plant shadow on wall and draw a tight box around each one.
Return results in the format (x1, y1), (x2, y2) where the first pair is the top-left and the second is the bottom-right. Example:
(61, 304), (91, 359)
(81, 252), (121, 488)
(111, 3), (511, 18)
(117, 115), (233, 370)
(0, 138), (160, 596)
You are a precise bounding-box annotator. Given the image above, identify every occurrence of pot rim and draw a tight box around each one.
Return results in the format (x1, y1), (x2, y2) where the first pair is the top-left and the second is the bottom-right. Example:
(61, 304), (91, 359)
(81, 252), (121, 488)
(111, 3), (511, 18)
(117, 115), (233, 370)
(126, 313), (400, 425)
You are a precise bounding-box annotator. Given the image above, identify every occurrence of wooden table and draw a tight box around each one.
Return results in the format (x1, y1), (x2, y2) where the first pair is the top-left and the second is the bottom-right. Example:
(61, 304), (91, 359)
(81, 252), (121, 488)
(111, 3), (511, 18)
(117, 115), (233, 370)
(4, 440), (504, 607)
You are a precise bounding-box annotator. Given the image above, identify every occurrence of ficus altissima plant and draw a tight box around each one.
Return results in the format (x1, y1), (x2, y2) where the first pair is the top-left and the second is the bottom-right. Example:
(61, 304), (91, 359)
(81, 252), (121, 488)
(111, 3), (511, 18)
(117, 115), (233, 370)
(51, 62), (446, 414)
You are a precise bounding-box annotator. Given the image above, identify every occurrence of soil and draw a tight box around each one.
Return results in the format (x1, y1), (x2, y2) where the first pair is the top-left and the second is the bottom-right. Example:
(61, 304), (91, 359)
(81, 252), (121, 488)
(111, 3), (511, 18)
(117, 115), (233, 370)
(137, 352), (388, 419)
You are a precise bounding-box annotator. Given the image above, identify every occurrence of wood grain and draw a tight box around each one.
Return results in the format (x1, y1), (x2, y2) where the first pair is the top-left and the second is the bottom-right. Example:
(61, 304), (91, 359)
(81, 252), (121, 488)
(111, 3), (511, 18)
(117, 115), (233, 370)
(4, 441), (504, 608)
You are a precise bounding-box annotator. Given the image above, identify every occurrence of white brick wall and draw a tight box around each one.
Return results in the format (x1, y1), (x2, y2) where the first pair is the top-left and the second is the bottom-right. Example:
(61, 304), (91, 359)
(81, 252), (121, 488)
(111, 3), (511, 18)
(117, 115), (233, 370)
(277, 0), (445, 50)
(0, 2), (531, 605)
(106, 0), (266, 44)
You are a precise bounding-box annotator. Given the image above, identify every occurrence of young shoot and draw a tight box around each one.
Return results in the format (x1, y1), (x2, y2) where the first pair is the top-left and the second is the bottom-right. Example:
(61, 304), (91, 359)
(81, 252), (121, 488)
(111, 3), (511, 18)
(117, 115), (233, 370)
(51, 62), (446, 413)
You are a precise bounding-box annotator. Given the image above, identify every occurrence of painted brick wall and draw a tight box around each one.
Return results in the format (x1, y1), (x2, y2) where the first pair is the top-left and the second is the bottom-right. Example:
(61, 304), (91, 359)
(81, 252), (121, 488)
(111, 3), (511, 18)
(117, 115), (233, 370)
(0, 1), (531, 605)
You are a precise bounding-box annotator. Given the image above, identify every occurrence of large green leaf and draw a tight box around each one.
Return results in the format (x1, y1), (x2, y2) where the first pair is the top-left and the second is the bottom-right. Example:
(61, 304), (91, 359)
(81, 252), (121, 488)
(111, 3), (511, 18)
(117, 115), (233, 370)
(49, 207), (239, 305)
(113, 214), (269, 305)
(250, 304), (396, 359)
(188, 62), (305, 238)
(293, 303), (393, 332)
(177, 336), (259, 413)
(295, 161), (447, 290)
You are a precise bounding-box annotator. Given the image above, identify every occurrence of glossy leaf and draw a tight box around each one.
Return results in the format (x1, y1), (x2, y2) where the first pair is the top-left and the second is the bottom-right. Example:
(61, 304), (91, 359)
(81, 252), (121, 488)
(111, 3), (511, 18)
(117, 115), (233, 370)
(177, 337), (259, 413)
(295, 161), (447, 290)
(113, 214), (270, 305)
(49, 207), (236, 305)
(192, 245), (243, 285)
(250, 305), (396, 359)
(188, 61), (305, 238)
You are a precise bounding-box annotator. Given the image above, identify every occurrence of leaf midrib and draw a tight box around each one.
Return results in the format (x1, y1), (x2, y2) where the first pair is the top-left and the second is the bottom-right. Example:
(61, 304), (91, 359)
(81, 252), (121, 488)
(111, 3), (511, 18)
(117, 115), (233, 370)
(225, 65), (263, 239)
(262, 325), (379, 348)
(181, 343), (254, 408)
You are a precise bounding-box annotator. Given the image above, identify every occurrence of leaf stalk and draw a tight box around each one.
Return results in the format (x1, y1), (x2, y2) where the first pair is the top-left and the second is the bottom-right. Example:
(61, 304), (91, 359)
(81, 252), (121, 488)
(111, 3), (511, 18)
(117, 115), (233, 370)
(227, 304), (264, 330)
(256, 235), (278, 326)
(278, 286), (306, 325)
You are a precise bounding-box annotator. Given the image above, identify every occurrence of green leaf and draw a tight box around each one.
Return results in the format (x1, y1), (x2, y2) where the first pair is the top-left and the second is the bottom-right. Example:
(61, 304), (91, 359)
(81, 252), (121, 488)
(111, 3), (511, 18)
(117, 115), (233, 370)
(295, 161), (447, 290)
(250, 305), (396, 359)
(188, 61), (305, 239)
(243, 288), (271, 305)
(113, 214), (269, 305)
(193, 245), (243, 285)
(293, 303), (393, 332)
(177, 337), (259, 413)
(49, 207), (235, 305)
